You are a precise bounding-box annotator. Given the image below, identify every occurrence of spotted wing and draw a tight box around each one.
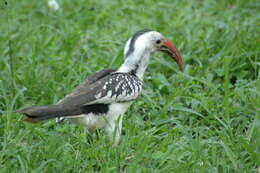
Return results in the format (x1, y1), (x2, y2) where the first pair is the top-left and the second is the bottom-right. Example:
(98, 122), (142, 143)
(57, 72), (143, 109)
(90, 72), (143, 104)
(58, 68), (116, 105)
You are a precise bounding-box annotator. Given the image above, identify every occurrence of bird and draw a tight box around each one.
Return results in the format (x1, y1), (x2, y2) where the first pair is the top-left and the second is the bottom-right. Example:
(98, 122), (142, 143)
(17, 29), (184, 146)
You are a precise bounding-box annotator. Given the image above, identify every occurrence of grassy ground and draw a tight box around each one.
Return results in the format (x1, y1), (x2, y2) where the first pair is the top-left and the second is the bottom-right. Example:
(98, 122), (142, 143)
(0, 0), (259, 172)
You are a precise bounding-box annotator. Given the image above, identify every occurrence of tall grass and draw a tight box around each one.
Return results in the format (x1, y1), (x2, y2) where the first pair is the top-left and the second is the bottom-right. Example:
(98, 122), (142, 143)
(0, 0), (259, 172)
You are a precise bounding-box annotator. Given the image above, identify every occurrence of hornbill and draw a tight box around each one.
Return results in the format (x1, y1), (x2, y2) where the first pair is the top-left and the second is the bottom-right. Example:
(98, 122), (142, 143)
(17, 29), (184, 146)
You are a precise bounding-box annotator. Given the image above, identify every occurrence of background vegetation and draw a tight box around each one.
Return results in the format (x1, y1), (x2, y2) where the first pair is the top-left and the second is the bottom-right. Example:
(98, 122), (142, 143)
(0, 0), (259, 172)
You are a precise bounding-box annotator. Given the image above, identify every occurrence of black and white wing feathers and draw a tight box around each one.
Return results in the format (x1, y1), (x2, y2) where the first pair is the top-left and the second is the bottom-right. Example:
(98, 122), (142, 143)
(58, 68), (116, 105)
(58, 72), (143, 108)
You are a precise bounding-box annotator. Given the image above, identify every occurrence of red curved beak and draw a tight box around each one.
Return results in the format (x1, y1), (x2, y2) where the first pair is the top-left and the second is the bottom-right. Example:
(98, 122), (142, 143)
(159, 39), (184, 71)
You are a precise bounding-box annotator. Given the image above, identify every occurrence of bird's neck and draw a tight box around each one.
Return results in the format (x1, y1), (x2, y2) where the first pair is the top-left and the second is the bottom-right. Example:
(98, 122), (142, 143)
(117, 50), (151, 80)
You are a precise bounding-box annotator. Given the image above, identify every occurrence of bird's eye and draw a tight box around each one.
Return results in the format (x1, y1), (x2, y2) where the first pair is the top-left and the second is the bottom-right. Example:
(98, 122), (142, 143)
(156, 40), (161, 44)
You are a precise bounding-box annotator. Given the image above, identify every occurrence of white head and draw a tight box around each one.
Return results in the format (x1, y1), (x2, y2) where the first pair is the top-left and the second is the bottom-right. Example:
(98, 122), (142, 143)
(124, 30), (165, 57)
(119, 29), (184, 79)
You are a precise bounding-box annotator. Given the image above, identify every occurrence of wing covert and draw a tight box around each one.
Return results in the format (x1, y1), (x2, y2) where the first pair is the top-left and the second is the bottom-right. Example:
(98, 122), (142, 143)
(58, 68), (115, 105)
(58, 72), (143, 109)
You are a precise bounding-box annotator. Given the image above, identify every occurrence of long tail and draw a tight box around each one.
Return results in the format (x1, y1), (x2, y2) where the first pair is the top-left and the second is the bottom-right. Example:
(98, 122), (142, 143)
(16, 105), (81, 123)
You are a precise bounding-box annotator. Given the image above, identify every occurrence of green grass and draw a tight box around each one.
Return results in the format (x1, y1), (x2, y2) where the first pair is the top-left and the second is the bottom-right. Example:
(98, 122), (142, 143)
(0, 0), (259, 172)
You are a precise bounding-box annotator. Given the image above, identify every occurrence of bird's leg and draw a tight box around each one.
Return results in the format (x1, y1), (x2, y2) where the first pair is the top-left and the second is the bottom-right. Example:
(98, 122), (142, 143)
(85, 127), (95, 144)
(104, 115), (123, 147)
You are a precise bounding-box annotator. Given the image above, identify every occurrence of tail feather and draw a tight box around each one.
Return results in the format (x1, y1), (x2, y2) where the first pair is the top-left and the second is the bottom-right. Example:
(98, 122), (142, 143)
(23, 117), (42, 123)
(16, 105), (81, 123)
(17, 103), (106, 123)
